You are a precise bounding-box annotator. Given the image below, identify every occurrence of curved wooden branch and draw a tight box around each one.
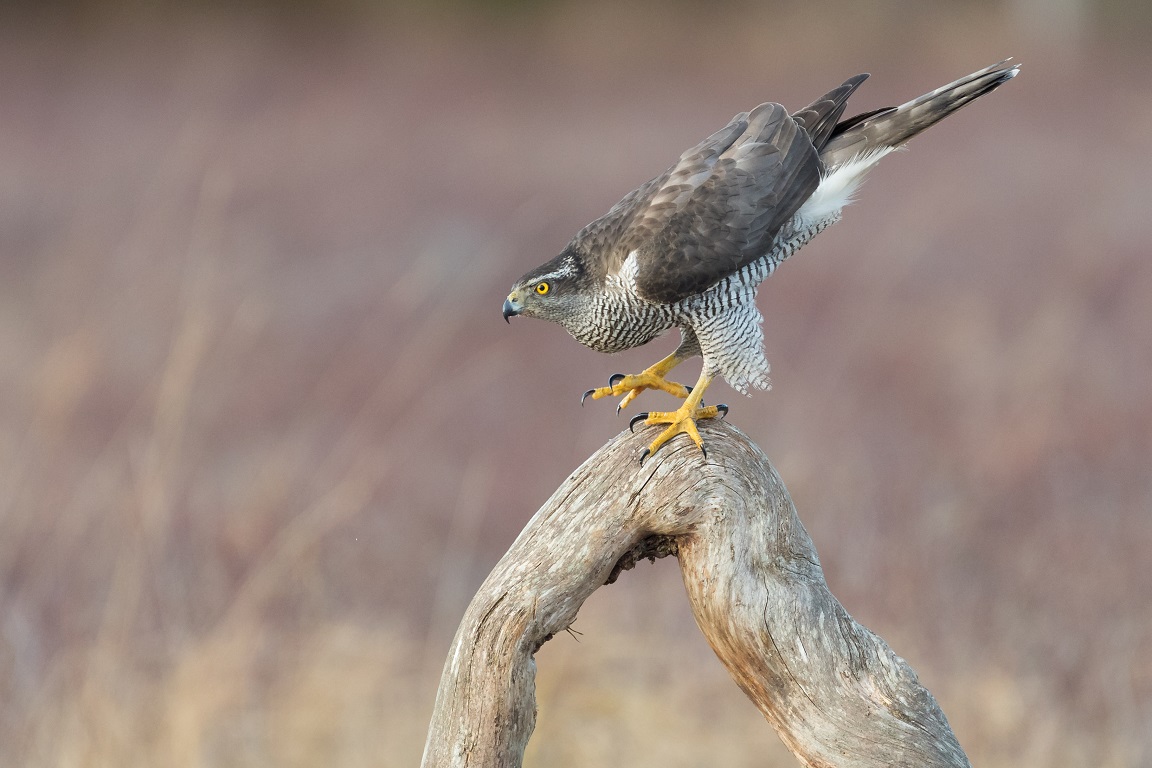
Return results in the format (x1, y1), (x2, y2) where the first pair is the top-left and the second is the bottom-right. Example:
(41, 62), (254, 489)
(422, 422), (970, 768)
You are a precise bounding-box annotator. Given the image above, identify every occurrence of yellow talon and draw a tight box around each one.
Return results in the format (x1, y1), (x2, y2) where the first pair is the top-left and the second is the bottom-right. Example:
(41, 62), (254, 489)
(633, 373), (723, 460)
(582, 352), (690, 411)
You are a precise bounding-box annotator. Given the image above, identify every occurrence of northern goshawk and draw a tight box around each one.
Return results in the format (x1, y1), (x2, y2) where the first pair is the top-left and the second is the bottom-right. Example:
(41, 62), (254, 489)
(503, 61), (1019, 460)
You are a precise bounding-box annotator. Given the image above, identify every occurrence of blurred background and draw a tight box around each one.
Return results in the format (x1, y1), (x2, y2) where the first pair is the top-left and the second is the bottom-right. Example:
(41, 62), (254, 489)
(2, 0), (1151, 765)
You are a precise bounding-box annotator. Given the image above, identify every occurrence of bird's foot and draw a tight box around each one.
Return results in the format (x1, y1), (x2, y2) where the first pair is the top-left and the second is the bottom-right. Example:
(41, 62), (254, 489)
(581, 370), (690, 414)
(629, 402), (728, 462)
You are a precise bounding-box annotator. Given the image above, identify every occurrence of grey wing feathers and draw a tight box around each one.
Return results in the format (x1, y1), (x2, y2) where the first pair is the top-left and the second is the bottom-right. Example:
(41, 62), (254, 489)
(631, 103), (821, 304)
(573, 114), (750, 278)
(792, 73), (869, 150)
(821, 60), (1019, 169)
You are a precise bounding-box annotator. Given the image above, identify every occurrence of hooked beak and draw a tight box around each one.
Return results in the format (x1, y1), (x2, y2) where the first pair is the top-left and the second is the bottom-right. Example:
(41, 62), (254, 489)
(502, 294), (522, 323)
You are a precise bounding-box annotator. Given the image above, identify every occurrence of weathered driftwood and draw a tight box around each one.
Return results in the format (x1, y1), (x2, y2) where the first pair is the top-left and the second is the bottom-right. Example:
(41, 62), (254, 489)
(422, 421), (969, 768)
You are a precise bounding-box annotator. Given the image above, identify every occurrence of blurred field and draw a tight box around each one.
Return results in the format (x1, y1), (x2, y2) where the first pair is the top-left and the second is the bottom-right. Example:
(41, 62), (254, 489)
(2, 1), (1151, 765)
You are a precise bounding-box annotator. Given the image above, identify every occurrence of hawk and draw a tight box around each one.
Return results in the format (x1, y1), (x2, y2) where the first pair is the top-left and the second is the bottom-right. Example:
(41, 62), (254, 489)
(503, 61), (1019, 460)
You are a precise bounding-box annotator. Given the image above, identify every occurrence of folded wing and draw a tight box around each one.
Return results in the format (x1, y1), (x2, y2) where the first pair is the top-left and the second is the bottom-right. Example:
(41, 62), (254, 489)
(571, 76), (870, 306)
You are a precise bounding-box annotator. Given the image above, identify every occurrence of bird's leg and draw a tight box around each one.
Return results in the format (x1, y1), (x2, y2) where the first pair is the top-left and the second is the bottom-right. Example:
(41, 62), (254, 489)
(581, 351), (690, 413)
(630, 371), (726, 461)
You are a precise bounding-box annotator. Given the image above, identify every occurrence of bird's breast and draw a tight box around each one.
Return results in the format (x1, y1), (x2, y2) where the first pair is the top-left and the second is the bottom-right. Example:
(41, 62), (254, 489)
(565, 279), (676, 353)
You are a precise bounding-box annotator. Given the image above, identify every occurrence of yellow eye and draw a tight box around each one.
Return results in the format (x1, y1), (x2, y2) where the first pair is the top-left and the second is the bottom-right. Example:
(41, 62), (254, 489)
(535, 282), (550, 295)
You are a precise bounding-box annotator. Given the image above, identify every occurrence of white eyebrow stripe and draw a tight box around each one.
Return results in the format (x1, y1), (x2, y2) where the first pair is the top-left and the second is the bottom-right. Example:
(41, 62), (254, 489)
(531, 270), (569, 283)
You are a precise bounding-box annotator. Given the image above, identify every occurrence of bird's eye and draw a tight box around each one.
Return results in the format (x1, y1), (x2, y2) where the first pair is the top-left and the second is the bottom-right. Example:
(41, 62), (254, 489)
(535, 282), (550, 295)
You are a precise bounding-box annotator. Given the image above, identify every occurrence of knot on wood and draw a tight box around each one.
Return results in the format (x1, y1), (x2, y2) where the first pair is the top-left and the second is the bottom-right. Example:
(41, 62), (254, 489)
(606, 535), (678, 584)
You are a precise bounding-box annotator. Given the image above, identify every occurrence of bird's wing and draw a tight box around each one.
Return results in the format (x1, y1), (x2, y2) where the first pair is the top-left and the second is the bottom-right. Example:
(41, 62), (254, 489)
(792, 74), (869, 150)
(625, 102), (823, 305)
(571, 112), (751, 278)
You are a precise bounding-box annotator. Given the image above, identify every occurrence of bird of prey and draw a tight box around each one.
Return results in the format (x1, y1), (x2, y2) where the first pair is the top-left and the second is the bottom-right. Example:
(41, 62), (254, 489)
(503, 61), (1019, 460)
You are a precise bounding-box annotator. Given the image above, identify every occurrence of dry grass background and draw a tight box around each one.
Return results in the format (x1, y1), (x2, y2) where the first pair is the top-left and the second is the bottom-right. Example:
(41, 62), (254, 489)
(2, 1), (1151, 765)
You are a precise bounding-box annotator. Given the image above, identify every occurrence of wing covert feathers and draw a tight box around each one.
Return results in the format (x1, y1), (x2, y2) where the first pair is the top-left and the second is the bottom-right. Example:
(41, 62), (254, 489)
(632, 103), (822, 305)
(571, 112), (752, 280)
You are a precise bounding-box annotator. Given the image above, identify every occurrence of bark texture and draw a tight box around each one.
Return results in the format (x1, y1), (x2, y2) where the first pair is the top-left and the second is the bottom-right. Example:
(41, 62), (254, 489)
(422, 422), (969, 768)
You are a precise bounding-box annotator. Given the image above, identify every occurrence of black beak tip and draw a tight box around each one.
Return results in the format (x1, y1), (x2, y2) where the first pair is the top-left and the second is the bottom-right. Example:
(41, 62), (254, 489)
(502, 299), (516, 323)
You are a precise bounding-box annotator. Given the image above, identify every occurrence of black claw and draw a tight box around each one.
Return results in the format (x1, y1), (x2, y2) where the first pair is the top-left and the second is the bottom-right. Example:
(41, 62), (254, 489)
(581, 389), (597, 407)
(701, 445), (708, 460)
(684, 385), (693, 394)
(639, 447), (651, 465)
(716, 404), (729, 420)
(615, 403), (623, 416)
(608, 372), (626, 388)
(629, 413), (649, 433)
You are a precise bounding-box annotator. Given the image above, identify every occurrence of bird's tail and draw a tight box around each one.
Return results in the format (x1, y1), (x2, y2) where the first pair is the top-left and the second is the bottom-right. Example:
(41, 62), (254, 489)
(819, 60), (1020, 170)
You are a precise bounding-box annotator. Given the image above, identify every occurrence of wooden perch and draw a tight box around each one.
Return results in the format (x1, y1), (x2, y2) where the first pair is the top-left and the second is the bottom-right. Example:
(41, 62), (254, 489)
(422, 422), (970, 768)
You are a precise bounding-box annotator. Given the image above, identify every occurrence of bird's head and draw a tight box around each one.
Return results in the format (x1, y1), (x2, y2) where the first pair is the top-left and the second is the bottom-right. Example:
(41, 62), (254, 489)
(503, 248), (588, 327)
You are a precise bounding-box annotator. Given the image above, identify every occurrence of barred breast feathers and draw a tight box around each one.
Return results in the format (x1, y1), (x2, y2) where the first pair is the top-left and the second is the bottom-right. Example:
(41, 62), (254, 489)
(691, 298), (771, 394)
(570, 250), (674, 353)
